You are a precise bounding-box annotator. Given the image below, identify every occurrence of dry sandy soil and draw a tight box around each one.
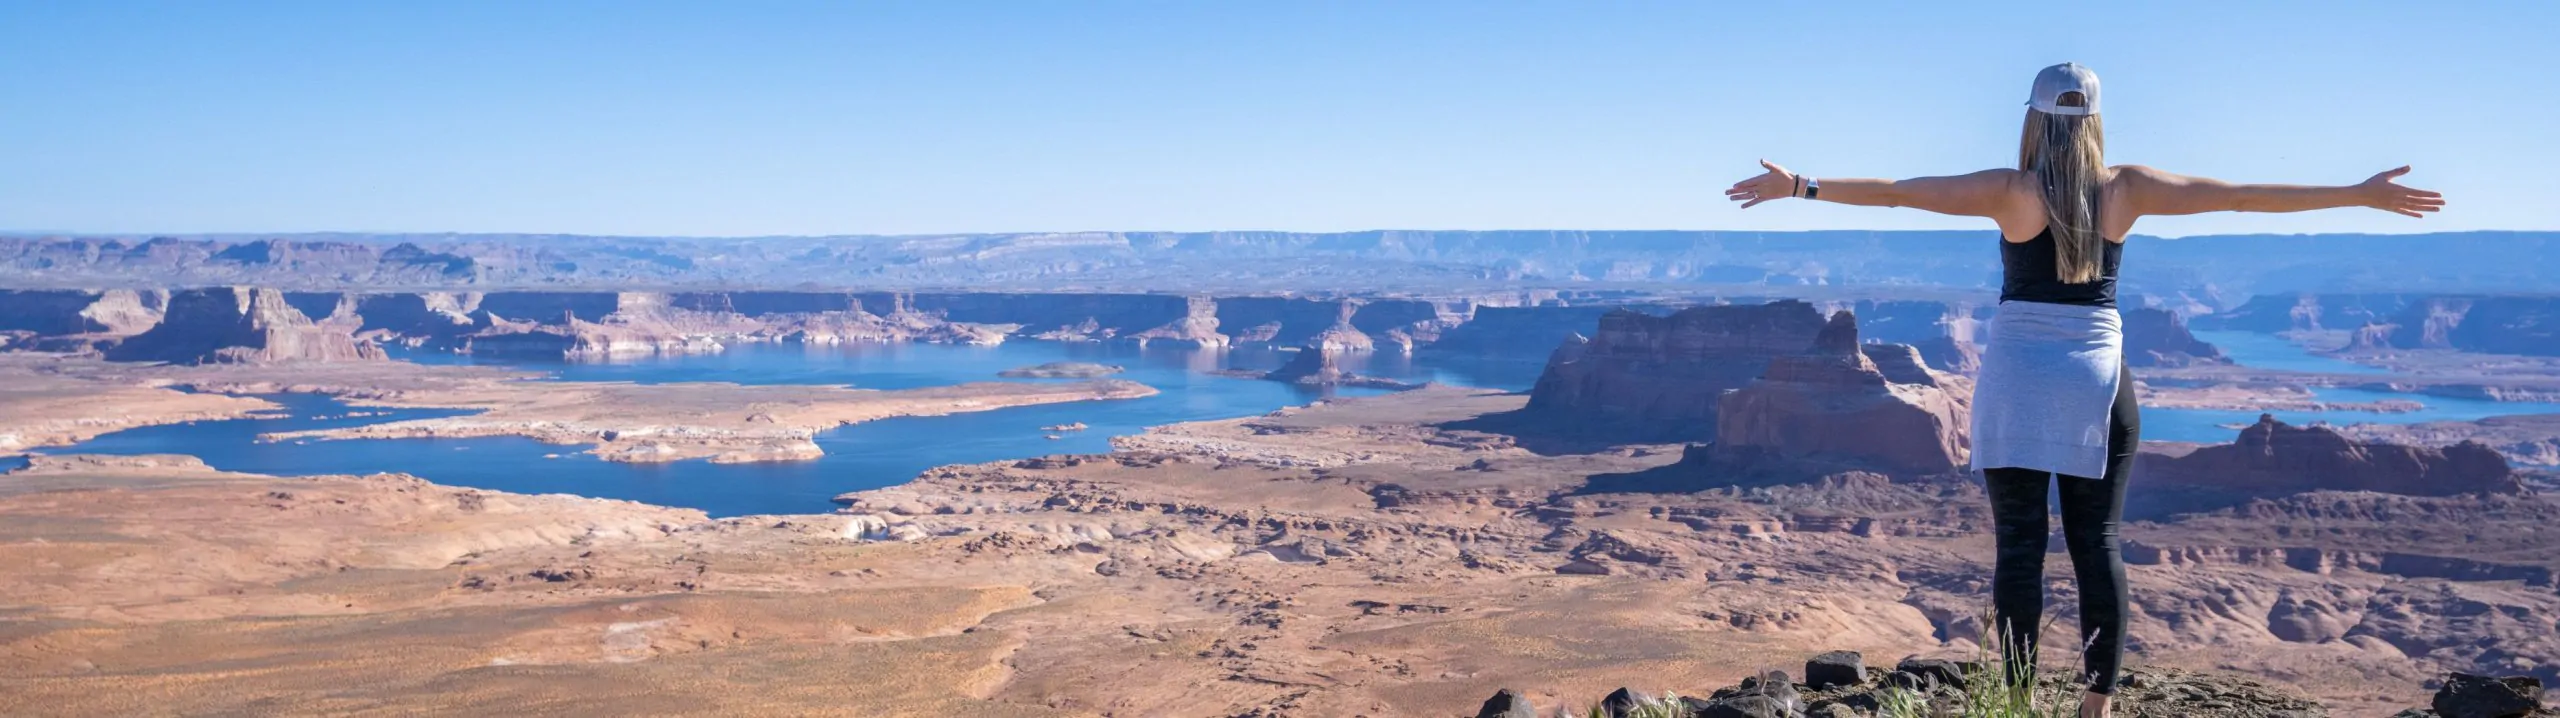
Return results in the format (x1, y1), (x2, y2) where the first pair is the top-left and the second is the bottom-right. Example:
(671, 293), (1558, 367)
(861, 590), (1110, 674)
(8, 385), (2553, 716)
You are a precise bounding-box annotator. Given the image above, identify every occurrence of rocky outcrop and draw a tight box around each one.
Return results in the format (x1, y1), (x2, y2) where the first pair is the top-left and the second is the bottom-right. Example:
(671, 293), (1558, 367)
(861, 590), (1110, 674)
(103, 287), (383, 364)
(2191, 292), (2412, 333)
(463, 316), (724, 359)
(2124, 307), (2230, 367)
(2385, 296), (2473, 350)
(1247, 346), (1417, 390)
(2140, 415), (2522, 498)
(1348, 299), (1462, 352)
(1710, 312), (1973, 475)
(1265, 346), (1346, 386)
(1829, 300), (1986, 373)
(2445, 297), (2560, 357)
(1522, 301), (1829, 440)
(1482, 653), (2333, 718)
(1424, 303), (1687, 359)
(353, 292), (479, 345)
(0, 289), (165, 339)
(473, 291), (630, 324)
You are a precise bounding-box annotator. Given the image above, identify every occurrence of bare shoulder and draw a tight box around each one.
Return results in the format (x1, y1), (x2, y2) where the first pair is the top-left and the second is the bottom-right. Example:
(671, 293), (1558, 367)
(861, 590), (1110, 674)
(2109, 164), (2177, 188)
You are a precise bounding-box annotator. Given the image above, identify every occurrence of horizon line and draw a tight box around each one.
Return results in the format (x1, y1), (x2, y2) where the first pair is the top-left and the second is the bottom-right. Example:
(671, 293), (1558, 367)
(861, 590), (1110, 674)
(3, 227), (2548, 241)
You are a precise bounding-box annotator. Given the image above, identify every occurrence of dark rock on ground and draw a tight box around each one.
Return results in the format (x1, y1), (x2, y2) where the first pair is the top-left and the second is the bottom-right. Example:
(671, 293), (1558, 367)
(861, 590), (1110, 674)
(1894, 657), (1968, 688)
(2431, 673), (2545, 718)
(1805, 650), (1867, 690)
(1474, 688), (1537, 718)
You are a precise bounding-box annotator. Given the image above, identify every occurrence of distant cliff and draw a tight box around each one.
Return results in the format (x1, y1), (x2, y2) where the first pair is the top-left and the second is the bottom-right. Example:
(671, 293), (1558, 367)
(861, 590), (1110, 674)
(2140, 415), (2521, 500)
(104, 287), (383, 364)
(1711, 311), (1974, 475)
(2346, 295), (2560, 357)
(1521, 300), (1830, 440)
(2123, 308), (2230, 367)
(2189, 292), (2415, 333)
(9, 231), (2555, 296)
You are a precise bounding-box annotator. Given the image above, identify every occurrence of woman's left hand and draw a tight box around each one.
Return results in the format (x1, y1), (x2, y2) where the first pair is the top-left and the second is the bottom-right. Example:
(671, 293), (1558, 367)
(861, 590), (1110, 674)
(1725, 160), (1799, 209)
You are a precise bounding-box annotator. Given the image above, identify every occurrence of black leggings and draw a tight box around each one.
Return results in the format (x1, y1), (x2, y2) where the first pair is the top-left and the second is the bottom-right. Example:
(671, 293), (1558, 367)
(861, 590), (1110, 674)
(1982, 364), (2137, 695)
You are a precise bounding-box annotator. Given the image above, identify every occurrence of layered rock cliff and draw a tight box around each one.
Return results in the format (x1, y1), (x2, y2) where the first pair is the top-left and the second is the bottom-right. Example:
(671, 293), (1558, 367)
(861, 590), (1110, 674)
(103, 287), (384, 364)
(0, 289), (165, 337)
(2123, 307), (2231, 367)
(2336, 295), (2560, 357)
(1521, 300), (1830, 439)
(2140, 415), (2522, 498)
(2190, 292), (2414, 333)
(1710, 312), (1974, 475)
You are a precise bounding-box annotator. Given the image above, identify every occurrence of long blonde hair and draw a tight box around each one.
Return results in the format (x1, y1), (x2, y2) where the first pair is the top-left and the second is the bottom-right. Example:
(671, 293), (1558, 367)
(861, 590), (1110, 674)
(2017, 98), (2108, 284)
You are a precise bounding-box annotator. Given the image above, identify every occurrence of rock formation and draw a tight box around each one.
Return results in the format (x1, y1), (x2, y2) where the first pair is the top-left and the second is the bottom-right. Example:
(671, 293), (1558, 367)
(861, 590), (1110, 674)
(2123, 307), (2231, 367)
(1710, 312), (1973, 475)
(103, 286), (383, 364)
(2351, 295), (2560, 357)
(1523, 300), (1830, 440)
(2140, 415), (2522, 498)
(2191, 292), (2413, 333)
(1479, 653), (2538, 718)
(1424, 303), (1687, 359)
(0, 289), (165, 337)
(1247, 346), (1416, 390)
(1265, 346), (1347, 386)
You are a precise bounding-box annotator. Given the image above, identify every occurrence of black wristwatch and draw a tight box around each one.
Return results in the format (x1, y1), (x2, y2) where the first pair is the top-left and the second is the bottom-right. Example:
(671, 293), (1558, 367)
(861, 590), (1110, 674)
(1803, 177), (1821, 200)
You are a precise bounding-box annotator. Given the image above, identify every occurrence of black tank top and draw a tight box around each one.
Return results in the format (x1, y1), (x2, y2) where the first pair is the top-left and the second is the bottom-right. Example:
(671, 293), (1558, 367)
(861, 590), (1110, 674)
(1999, 228), (2122, 307)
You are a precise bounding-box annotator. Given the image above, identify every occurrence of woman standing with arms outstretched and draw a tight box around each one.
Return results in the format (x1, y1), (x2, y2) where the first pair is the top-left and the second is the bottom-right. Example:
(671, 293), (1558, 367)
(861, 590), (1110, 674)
(1724, 63), (2443, 717)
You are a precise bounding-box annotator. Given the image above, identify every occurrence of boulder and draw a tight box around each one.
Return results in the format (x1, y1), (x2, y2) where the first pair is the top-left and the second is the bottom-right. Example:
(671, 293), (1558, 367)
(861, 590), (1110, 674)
(2433, 673), (2543, 718)
(1473, 688), (1537, 718)
(1895, 658), (1967, 689)
(1804, 650), (1868, 690)
(1694, 694), (1793, 718)
(1599, 687), (1647, 716)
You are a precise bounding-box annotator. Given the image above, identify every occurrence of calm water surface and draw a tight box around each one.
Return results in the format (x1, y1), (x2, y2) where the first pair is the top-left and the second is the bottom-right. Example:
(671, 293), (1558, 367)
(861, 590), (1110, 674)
(2143, 331), (2560, 442)
(44, 333), (2560, 512)
(56, 342), (1544, 516)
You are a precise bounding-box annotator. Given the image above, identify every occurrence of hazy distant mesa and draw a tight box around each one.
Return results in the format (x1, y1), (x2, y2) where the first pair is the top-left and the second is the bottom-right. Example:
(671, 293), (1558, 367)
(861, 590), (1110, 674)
(4, 230), (2554, 296)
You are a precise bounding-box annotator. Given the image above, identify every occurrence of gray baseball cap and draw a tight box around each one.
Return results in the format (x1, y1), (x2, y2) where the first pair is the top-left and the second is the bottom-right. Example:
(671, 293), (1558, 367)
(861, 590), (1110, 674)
(2028, 62), (2100, 116)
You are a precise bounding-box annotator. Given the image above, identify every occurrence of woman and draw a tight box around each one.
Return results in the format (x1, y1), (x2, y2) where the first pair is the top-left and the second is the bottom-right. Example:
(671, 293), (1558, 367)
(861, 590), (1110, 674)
(1723, 62), (2442, 717)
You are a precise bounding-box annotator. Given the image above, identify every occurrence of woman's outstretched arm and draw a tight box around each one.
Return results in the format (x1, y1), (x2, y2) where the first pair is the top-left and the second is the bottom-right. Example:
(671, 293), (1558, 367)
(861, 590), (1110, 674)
(1726, 160), (2020, 218)
(2119, 165), (2444, 218)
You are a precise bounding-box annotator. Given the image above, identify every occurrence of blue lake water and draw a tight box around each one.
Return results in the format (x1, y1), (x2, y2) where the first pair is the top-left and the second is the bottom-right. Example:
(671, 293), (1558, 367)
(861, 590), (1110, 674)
(38, 331), (2560, 513)
(52, 342), (1546, 517)
(2142, 331), (2560, 443)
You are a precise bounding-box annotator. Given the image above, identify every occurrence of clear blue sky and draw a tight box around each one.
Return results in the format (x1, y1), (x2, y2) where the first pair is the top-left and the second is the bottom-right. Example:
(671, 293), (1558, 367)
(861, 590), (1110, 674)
(2, 0), (2550, 237)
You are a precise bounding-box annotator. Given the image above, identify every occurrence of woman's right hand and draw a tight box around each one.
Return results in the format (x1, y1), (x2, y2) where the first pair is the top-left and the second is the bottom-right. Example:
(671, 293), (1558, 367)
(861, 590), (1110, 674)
(2358, 166), (2445, 218)
(1725, 160), (1799, 209)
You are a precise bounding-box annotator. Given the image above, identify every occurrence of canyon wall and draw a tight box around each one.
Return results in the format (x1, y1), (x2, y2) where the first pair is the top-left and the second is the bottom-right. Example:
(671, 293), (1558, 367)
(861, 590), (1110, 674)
(1711, 312), (1974, 475)
(2339, 295), (2560, 357)
(1521, 301), (1830, 440)
(0, 289), (164, 336)
(103, 287), (383, 364)
(2190, 292), (2415, 333)
(17, 231), (2556, 297)
(2139, 415), (2521, 498)
(2123, 307), (2231, 367)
